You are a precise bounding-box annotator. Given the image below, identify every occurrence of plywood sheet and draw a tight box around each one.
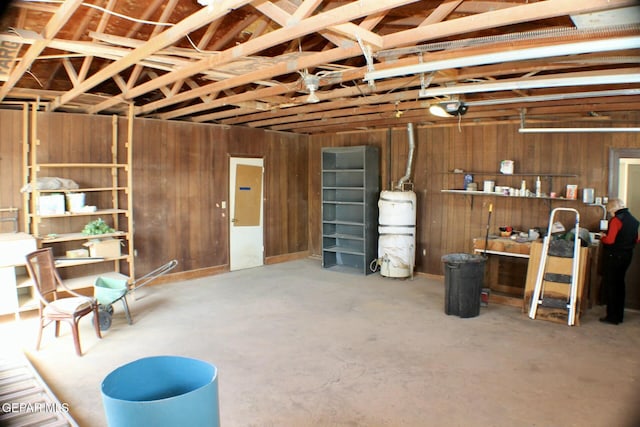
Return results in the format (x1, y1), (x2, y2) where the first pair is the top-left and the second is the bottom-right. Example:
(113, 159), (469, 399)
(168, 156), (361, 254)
(523, 241), (590, 325)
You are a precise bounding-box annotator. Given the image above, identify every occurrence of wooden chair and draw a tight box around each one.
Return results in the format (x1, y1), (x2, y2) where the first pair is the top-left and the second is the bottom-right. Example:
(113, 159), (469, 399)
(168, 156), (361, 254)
(25, 248), (102, 356)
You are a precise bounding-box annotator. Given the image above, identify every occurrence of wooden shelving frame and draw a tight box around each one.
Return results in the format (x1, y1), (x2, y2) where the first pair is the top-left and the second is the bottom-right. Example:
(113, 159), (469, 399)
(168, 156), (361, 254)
(22, 106), (135, 301)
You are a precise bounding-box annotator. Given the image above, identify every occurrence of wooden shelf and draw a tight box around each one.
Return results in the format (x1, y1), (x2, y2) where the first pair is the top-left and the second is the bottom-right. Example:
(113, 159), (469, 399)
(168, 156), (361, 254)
(38, 231), (127, 243)
(37, 187), (128, 193)
(31, 163), (128, 169)
(30, 208), (128, 219)
(448, 171), (578, 177)
(441, 189), (580, 201)
(21, 113), (135, 314)
(17, 291), (38, 311)
(15, 272), (34, 289)
(54, 255), (129, 268)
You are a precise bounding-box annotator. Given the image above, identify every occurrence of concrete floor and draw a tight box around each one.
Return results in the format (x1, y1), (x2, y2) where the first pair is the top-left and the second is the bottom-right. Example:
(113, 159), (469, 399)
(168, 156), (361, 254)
(2, 258), (640, 427)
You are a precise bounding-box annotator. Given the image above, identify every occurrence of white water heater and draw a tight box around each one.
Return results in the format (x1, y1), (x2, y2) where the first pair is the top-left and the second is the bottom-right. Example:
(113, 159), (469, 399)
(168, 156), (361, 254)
(378, 190), (416, 278)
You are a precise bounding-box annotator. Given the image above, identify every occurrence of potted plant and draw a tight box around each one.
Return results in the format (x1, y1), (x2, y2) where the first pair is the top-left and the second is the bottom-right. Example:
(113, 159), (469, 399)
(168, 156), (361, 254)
(82, 218), (115, 235)
(82, 219), (122, 258)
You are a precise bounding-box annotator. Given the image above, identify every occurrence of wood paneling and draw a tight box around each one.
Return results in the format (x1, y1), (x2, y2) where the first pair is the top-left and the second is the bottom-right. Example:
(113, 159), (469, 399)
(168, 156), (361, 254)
(0, 108), (25, 233)
(1, 108), (638, 293)
(131, 120), (309, 277)
(0, 110), (308, 281)
(263, 131), (309, 257)
(29, 113), (119, 243)
(310, 113), (640, 280)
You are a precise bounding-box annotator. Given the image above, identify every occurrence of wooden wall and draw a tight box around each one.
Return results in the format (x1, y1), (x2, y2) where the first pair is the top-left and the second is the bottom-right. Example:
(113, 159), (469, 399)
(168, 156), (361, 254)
(0, 109), (309, 280)
(1, 107), (638, 283)
(0, 108), (26, 233)
(130, 118), (309, 275)
(309, 113), (640, 277)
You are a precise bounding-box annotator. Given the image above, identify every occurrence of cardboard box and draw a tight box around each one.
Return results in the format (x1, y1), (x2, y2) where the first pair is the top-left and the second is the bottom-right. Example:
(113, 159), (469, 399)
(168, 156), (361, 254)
(84, 239), (122, 258)
(66, 248), (89, 258)
(37, 194), (65, 215)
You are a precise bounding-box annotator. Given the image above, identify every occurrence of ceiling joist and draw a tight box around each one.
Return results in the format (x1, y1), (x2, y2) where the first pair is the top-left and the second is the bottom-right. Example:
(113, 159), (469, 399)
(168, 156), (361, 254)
(0, 0), (637, 133)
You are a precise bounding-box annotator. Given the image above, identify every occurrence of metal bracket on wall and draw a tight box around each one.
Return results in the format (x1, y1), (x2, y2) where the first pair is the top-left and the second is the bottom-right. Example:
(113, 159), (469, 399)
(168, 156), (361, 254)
(0, 207), (18, 233)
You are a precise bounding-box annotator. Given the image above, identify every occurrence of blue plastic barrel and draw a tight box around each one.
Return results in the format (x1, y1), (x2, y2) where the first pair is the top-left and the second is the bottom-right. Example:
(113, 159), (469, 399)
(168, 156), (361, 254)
(101, 356), (219, 427)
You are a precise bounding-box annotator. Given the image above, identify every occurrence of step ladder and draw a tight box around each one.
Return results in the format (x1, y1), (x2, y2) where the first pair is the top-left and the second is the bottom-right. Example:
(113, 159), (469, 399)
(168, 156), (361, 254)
(528, 207), (581, 326)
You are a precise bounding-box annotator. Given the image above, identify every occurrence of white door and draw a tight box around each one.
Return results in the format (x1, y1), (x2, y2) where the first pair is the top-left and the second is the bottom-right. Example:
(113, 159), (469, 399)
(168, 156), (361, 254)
(229, 157), (264, 271)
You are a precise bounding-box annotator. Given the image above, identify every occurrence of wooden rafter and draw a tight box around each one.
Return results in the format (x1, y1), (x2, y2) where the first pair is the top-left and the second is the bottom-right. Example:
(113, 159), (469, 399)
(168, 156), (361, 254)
(382, 0), (637, 48)
(90, 0), (419, 114)
(48, 0), (255, 111)
(137, 0), (634, 121)
(0, 0), (637, 134)
(126, 0), (179, 91)
(78, 0), (118, 83)
(43, 0), (100, 90)
(124, 0), (167, 39)
(0, 0), (84, 101)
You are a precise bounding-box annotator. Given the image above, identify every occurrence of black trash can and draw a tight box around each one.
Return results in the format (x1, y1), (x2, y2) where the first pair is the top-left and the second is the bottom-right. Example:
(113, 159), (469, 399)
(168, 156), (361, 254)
(442, 253), (487, 318)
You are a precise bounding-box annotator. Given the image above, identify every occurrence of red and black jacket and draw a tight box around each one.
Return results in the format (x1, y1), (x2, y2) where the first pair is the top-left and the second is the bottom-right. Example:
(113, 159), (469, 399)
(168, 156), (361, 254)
(601, 208), (639, 252)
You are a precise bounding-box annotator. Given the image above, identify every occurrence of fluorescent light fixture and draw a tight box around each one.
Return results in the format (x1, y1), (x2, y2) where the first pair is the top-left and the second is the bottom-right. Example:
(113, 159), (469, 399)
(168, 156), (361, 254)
(429, 101), (467, 117)
(466, 88), (640, 107)
(519, 127), (640, 133)
(416, 69), (640, 98)
(364, 36), (640, 83)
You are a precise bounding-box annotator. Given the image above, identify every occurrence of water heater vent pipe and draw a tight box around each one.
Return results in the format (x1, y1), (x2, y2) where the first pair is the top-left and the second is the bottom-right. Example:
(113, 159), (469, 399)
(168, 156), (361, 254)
(396, 123), (415, 189)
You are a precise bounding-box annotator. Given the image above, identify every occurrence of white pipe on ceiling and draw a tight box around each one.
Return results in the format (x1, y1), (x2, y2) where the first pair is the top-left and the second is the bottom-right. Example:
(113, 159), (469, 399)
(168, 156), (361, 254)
(466, 88), (640, 106)
(518, 128), (640, 133)
(415, 70), (640, 98)
(364, 36), (640, 83)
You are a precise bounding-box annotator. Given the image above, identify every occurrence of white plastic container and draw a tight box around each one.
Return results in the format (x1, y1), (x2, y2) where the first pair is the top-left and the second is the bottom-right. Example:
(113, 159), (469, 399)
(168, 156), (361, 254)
(66, 192), (86, 212)
(37, 194), (65, 215)
(483, 180), (495, 193)
(378, 190), (416, 278)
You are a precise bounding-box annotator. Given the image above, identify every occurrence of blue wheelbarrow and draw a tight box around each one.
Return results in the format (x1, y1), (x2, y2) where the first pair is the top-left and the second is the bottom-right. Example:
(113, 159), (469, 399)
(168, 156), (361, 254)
(94, 260), (178, 331)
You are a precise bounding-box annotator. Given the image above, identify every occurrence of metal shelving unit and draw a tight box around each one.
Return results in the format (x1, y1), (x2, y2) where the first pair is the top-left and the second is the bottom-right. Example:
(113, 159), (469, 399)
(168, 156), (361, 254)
(321, 146), (379, 274)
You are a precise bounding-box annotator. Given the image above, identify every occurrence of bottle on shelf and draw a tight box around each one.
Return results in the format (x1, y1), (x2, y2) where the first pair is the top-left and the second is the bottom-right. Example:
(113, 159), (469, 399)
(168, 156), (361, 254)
(535, 176), (542, 197)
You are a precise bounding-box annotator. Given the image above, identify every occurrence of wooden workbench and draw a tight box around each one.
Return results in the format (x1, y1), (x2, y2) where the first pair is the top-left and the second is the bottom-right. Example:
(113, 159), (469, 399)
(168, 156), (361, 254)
(473, 237), (534, 307)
